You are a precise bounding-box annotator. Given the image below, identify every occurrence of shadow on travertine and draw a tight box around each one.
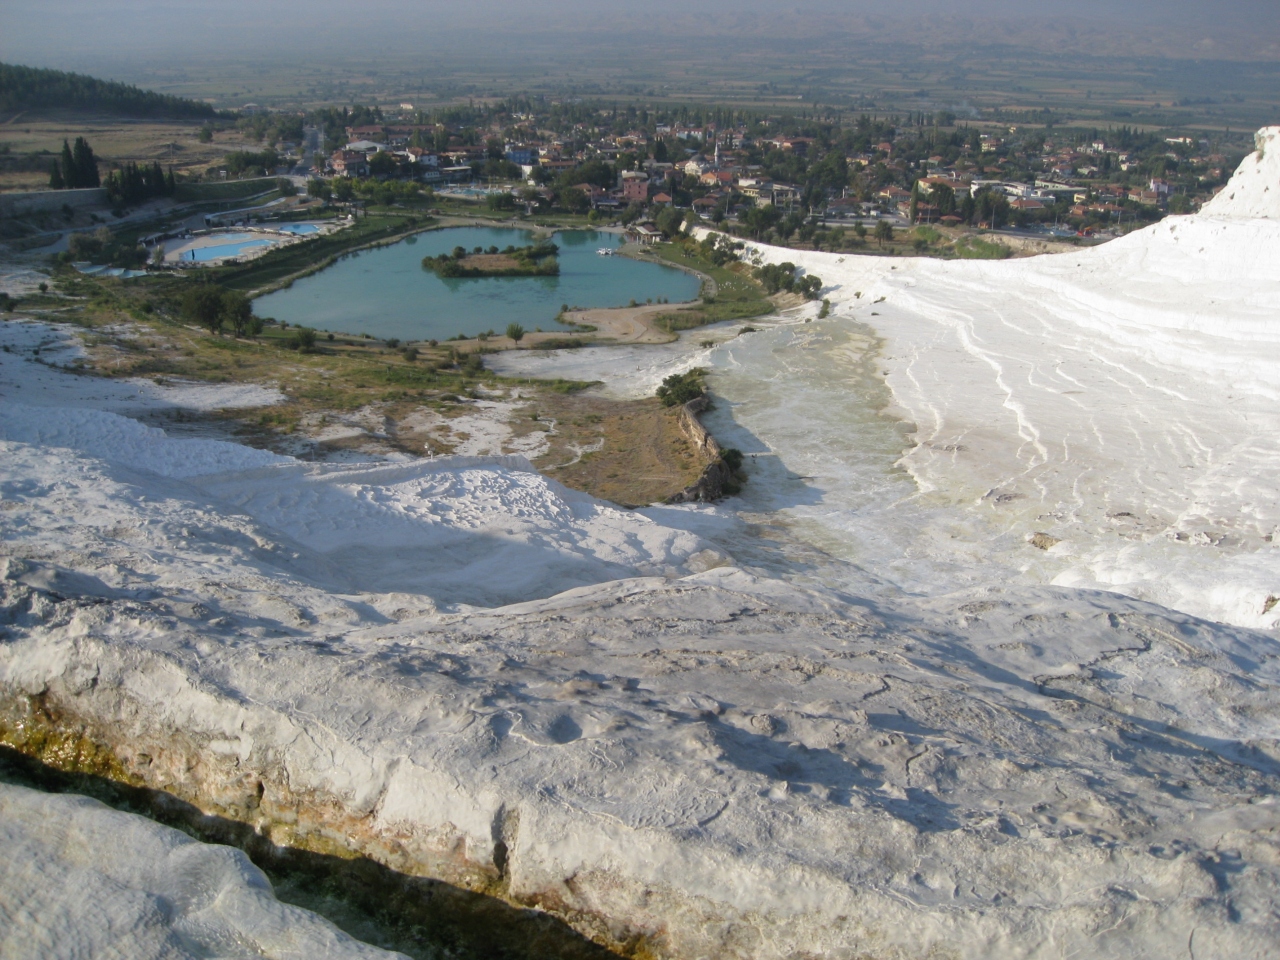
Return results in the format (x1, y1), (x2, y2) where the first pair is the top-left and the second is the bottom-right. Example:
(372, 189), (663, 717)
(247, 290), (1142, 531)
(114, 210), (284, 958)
(0, 745), (620, 960)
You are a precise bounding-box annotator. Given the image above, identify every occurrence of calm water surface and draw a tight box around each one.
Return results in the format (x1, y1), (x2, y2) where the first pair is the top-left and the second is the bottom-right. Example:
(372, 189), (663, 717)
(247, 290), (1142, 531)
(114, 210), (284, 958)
(253, 227), (700, 340)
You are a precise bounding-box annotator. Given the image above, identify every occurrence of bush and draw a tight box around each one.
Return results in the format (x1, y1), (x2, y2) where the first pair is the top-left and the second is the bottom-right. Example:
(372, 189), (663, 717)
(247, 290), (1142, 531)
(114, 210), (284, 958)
(953, 236), (1011, 260)
(721, 448), (744, 472)
(656, 368), (707, 407)
(287, 326), (317, 352)
(795, 274), (822, 300)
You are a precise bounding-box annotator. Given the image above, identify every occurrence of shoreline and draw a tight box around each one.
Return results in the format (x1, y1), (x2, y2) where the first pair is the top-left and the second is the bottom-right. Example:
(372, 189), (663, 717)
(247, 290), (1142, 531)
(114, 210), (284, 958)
(254, 221), (722, 350)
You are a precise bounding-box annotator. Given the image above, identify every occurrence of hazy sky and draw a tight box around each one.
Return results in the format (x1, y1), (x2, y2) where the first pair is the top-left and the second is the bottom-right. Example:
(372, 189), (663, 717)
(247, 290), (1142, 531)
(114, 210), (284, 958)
(3, 0), (1278, 75)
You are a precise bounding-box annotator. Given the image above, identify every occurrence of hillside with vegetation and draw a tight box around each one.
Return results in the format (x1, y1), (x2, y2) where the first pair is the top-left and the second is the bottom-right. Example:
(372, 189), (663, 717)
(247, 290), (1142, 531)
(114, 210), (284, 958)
(0, 63), (221, 119)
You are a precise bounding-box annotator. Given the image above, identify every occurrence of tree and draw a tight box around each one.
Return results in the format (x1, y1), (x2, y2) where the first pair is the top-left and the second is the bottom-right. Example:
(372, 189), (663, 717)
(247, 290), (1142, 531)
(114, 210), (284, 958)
(307, 178), (332, 201)
(182, 286), (227, 335)
(656, 368), (707, 407)
(932, 183), (956, 217)
(909, 181), (921, 224)
(221, 290), (257, 338)
(795, 274), (823, 299)
(72, 137), (99, 188)
(58, 139), (75, 188)
(974, 188), (1010, 229)
(368, 151), (398, 178)
(558, 186), (589, 214)
(506, 323), (525, 342)
(198, 125), (214, 143)
(874, 219), (893, 247)
(48, 161), (64, 190)
(742, 204), (781, 240)
(655, 206), (685, 239)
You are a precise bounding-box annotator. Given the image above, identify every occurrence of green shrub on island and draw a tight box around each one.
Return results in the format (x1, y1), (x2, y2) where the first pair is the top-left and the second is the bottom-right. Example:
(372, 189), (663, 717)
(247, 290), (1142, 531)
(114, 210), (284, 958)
(423, 241), (559, 278)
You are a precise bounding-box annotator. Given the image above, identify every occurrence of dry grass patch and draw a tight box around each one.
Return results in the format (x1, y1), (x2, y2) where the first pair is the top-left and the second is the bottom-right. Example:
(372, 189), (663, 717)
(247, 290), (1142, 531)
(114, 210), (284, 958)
(529, 393), (711, 507)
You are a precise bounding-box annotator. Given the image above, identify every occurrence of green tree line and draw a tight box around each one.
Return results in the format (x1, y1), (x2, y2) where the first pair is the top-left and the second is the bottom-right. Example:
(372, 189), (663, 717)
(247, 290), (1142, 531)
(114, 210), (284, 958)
(48, 137), (99, 190)
(0, 62), (222, 119)
(105, 161), (176, 205)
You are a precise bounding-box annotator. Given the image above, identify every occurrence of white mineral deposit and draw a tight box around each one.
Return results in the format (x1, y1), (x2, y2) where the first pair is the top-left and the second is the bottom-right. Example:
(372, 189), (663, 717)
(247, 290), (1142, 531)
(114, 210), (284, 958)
(2, 129), (1279, 960)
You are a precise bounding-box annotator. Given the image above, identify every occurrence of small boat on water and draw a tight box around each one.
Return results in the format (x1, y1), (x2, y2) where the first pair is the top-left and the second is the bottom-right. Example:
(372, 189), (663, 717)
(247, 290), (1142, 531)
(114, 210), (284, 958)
(596, 247), (614, 256)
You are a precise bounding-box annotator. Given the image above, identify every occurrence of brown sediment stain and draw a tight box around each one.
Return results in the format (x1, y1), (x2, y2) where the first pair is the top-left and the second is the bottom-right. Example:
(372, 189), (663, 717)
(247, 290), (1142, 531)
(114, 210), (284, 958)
(0, 689), (653, 960)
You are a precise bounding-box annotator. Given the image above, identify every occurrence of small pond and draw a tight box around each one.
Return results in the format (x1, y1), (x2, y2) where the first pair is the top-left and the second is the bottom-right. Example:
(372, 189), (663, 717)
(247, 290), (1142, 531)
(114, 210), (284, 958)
(252, 227), (700, 341)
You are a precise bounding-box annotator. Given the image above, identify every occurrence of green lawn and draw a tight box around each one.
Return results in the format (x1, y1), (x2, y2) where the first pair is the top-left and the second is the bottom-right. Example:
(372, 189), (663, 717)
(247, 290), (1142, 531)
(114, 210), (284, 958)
(643, 240), (774, 331)
(173, 178), (283, 202)
(647, 242), (762, 302)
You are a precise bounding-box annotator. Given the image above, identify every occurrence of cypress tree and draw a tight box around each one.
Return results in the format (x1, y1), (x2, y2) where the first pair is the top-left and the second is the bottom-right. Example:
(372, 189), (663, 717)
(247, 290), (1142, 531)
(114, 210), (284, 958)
(166, 167), (176, 196)
(60, 140), (76, 187)
(49, 161), (65, 190)
(72, 137), (100, 188)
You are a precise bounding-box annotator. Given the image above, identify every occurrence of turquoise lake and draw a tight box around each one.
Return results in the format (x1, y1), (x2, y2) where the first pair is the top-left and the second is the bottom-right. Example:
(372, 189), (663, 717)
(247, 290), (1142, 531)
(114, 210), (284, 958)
(252, 227), (700, 341)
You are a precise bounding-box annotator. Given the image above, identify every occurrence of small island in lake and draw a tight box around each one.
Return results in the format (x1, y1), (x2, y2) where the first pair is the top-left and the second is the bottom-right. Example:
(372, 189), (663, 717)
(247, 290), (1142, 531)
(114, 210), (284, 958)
(423, 239), (560, 278)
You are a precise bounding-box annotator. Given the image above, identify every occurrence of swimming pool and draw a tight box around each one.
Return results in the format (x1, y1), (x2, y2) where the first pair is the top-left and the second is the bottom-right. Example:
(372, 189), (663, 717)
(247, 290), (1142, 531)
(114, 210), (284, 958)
(73, 263), (149, 279)
(184, 238), (276, 262)
(439, 186), (508, 198)
(274, 223), (321, 235)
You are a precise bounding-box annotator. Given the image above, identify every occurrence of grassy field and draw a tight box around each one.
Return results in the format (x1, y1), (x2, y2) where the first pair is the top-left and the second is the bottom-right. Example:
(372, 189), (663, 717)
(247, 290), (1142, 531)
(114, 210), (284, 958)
(0, 114), (274, 190)
(953, 236), (1014, 260)
(172, 178), (283, 202)
(530, 393), (706, 507)
(642, 241), (775, 331)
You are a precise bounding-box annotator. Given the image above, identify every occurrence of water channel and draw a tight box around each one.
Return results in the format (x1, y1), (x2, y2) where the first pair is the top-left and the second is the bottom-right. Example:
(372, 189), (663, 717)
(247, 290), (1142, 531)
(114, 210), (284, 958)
(252, 226), (701, 341)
